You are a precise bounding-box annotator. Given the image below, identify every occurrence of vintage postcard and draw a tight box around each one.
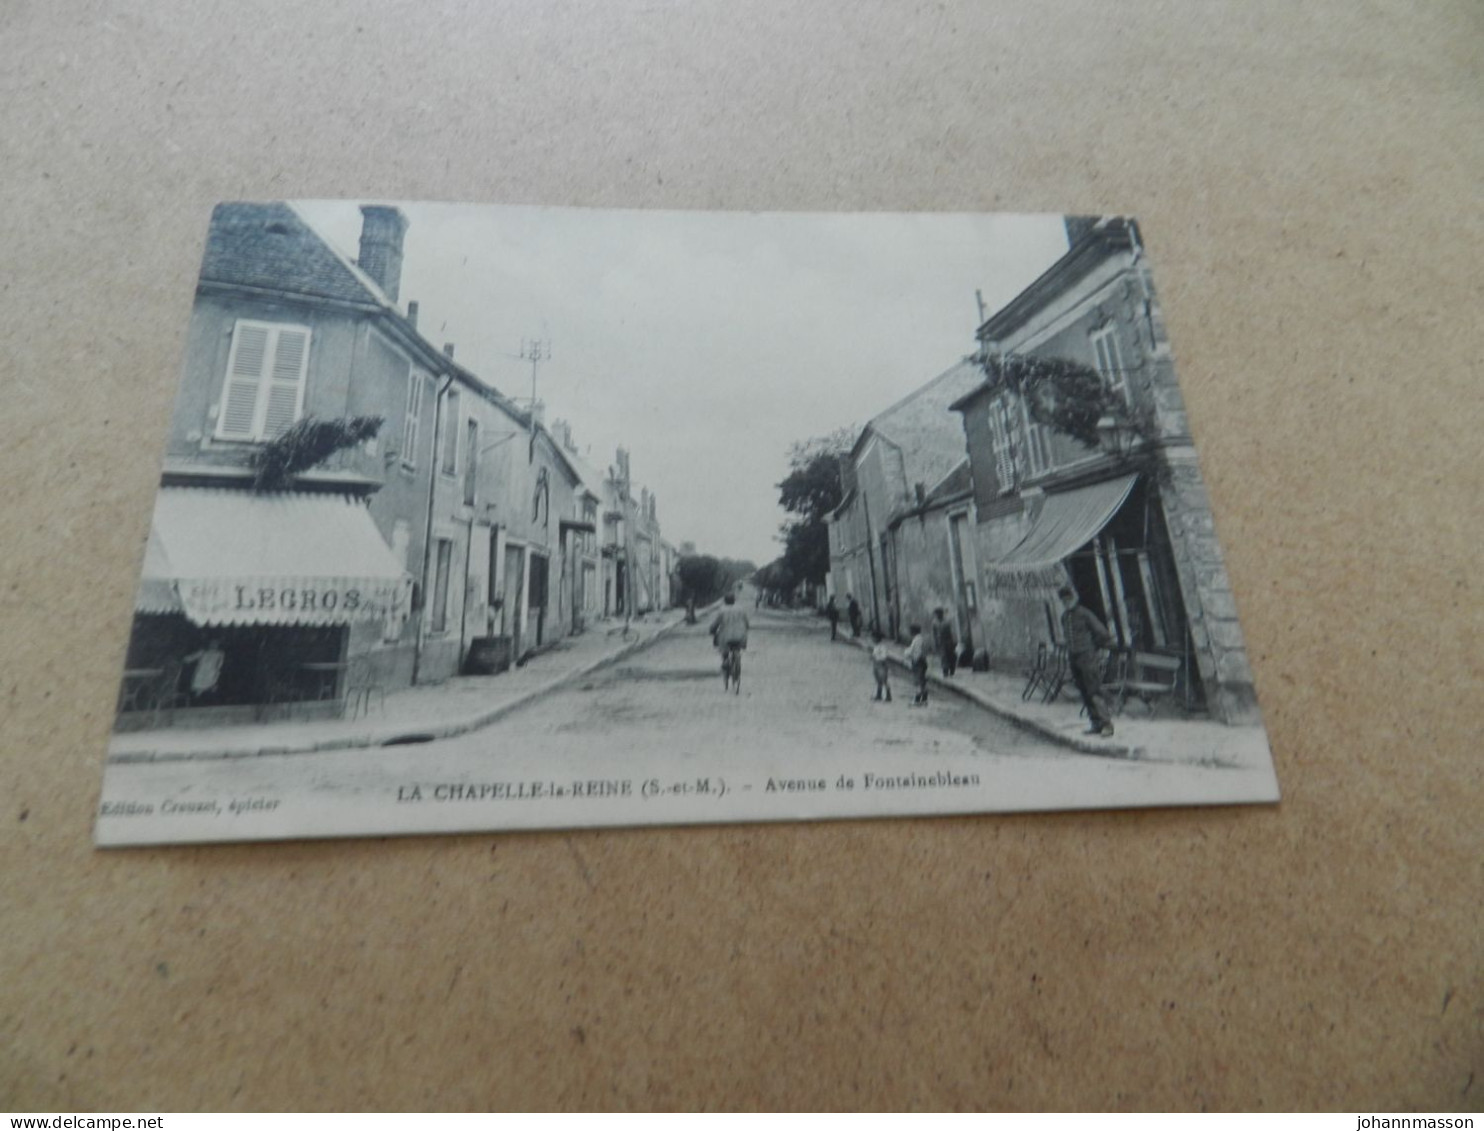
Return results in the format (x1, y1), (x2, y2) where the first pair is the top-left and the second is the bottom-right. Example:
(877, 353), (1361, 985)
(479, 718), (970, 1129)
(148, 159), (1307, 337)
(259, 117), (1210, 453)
(96, 202), (1279, 846)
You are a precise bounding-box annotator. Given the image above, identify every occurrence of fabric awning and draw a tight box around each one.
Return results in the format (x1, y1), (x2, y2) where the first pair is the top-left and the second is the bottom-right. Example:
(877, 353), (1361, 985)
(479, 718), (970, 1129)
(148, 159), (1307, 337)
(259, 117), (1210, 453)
(135, 526), (184, 614)
(135, 487), (412, 626)
(988, 473), (1138, 573)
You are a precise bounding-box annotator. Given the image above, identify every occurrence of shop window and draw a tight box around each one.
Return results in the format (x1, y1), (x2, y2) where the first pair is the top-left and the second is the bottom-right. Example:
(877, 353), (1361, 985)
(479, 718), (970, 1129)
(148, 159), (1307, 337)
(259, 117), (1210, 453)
(216, 320), (311, 442)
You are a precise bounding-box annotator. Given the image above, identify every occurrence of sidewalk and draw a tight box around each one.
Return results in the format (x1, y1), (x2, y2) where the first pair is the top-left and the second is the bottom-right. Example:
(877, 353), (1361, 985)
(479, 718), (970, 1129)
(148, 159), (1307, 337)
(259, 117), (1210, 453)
(823, 618), (1271, 771)
(107, 611), (690, 764)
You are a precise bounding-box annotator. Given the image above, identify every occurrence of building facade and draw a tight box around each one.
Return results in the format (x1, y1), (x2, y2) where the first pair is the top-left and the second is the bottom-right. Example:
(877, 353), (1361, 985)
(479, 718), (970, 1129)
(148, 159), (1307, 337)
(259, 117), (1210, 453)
(122, 202), (453, 725)
(118, 202), (626, 727)
(952, 216), (1259, 724)
(826, 359), (983, 648)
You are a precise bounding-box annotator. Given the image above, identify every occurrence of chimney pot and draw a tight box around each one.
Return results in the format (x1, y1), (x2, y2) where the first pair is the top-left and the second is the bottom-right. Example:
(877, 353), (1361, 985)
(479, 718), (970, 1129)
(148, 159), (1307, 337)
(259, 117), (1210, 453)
(406, 300), (419, 328)
(443, 343), (455, 358)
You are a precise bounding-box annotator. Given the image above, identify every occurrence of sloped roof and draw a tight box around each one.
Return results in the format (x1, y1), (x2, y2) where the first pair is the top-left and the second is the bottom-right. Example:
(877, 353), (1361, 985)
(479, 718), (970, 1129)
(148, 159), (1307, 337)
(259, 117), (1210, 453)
(925, 458), (973, 504)
(560, 445), (610, 501)
(198, 202), (388, 307)
(859, 358), (981, 496)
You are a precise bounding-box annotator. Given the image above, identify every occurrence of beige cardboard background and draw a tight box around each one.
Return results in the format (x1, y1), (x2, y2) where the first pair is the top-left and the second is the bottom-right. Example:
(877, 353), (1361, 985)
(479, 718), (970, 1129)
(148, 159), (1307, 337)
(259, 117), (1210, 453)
(2, 0), (1480, 1111)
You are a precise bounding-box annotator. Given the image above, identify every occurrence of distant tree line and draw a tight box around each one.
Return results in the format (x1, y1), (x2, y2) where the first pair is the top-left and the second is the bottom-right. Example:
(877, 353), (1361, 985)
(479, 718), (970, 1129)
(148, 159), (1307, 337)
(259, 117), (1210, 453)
(772, 427), (853, 596)
(675, 554), (755, 608)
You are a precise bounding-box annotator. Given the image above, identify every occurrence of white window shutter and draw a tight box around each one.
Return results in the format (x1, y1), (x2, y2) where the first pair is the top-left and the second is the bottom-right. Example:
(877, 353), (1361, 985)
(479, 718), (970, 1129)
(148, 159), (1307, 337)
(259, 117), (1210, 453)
(262, 327), (309, 438)
(401, 370), (421, 466)
(991, 404), (1014, 492)
(218, 324), (268, 439)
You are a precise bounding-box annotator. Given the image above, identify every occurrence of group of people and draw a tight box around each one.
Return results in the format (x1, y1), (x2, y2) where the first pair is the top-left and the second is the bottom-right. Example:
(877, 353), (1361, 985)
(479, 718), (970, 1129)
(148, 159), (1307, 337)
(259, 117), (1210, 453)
(823, 593), (863, 641)
(873, 609), (957, 707)
(825, 586), (1118, 737)
(713, 581), (1118, 738)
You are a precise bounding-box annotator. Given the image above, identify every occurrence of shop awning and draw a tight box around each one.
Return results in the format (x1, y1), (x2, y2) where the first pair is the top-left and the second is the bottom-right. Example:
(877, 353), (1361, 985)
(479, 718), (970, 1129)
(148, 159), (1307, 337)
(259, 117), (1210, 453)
(135, 488), (412, 626)
(988, 473), (1138, 573)
(134, 526), (184, 615)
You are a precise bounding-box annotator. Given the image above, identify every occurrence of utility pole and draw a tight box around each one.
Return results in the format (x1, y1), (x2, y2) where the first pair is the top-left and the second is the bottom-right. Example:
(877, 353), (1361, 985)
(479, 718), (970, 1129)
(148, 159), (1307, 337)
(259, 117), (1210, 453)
(520, 338), (550, 462)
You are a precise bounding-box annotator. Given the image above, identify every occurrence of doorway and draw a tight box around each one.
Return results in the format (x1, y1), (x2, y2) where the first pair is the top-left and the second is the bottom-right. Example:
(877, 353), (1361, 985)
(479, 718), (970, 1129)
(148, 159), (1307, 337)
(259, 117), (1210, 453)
(528, 552), (549, 647)
(502, 545), (525, 657)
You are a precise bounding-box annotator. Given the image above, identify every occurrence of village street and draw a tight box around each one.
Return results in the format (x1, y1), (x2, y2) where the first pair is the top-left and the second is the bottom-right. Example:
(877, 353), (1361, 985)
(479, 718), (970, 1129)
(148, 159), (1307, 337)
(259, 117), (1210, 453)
(97, 602), (1275, 845)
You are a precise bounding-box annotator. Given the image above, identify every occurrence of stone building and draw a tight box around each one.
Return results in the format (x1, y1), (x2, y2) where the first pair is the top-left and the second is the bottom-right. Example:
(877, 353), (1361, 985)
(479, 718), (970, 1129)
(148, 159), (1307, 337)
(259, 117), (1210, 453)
(950, 216), (1259, 724)
(826, 359), (983, 647)
(120, 202), (457, 725)
(117, 201), (606, 727)
(600, 448), (671, 617)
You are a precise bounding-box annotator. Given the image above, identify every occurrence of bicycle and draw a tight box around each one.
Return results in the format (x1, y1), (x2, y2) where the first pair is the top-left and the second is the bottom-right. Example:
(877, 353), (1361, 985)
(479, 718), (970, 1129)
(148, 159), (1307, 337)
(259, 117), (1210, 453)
(721, 642), (742, 694)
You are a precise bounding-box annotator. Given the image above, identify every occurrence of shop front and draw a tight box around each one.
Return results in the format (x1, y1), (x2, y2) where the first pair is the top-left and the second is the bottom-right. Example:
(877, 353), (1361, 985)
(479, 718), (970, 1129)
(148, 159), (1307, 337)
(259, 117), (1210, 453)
(116, 488), (412, 729)
(982, 472), (1206, 712)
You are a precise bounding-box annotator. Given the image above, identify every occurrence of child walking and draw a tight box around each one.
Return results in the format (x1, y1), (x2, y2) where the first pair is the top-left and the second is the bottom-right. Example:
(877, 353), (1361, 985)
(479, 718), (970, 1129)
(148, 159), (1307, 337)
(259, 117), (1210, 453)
(905, 623), (929, 705)
(871, 630), (892, 702)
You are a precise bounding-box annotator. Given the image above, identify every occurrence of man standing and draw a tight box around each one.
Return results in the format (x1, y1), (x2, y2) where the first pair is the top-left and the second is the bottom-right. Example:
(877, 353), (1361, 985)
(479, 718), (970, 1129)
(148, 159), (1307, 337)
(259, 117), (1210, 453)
(847, 594), (863, 638)
(904, 623), (929, 706)
(183, 638), (226, 702)
(931, 608), (957, 678)
(825, 595), (840, 641)
(1058, 585), (1116, 737)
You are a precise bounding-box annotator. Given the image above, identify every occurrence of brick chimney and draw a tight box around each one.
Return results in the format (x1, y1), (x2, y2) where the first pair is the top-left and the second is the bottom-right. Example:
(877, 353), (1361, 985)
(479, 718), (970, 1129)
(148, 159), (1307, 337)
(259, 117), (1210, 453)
(357, 205), (409, 304)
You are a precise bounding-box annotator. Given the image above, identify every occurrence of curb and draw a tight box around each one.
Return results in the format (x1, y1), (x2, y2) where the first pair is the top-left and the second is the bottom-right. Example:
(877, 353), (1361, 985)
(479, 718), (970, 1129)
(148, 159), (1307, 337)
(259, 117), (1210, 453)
(824, 620), (1139, 760)
(108, 615), (690, 764)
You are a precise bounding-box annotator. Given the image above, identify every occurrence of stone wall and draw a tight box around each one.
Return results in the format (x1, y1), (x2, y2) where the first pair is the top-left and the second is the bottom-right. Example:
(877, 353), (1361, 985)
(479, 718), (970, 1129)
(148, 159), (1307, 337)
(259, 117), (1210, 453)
(1156, 454), (1262, 725)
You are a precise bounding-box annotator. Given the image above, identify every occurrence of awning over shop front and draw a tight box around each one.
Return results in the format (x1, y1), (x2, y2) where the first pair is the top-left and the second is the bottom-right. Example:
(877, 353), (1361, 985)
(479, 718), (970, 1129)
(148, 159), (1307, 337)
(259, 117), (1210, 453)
(988, 473), (1138, 573)
(135, 488), (412, 627)
(135, 526), (183, 614)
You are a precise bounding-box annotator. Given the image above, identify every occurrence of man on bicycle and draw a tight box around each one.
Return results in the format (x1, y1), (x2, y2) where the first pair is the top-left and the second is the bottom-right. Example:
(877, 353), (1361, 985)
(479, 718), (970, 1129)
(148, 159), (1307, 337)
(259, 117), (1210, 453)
(708, 592), (750, 692)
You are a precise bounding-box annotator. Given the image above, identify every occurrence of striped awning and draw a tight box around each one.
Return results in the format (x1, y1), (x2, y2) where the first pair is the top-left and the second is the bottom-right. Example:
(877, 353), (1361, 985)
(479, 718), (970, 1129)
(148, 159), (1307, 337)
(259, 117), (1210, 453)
(988, 473), (1138, 573)
(134, 487), (411, 626)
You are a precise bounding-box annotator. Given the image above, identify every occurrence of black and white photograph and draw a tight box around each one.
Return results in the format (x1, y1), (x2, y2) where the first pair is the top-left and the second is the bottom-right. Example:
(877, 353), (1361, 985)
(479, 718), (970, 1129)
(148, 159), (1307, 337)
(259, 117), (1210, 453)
(95, 201), (1280, 846)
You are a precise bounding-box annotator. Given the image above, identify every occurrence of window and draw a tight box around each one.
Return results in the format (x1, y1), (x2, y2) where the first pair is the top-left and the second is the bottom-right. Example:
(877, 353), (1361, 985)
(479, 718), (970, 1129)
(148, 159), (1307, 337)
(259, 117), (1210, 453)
(1091, 325), (1129, 404)
(989, 397), (1020, 493)
(1019, 395), (1053, 477)
(430, 538), (453, 634)
(463, 419), (479, 506)
(532, 467), (550, 525)
(216, 320), (311, 441)
(437, 392), (461, 476)
(401, 370), (426, 468)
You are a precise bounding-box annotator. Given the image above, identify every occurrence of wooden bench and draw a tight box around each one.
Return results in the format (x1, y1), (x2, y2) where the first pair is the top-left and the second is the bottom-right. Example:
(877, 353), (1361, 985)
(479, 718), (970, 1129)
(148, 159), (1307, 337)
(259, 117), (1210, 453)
(1107, 649), (1182, 717)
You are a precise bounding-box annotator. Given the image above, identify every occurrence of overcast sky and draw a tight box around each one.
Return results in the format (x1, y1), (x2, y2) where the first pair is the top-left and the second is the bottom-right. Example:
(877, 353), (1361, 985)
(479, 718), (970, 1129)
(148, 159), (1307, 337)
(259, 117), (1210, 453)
(294, 201), (1068, 565)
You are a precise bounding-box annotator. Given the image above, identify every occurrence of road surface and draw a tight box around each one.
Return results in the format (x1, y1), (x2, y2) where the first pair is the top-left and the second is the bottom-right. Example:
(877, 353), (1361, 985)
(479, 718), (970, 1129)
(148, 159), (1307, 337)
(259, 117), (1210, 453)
(96, 607), (1273, 844)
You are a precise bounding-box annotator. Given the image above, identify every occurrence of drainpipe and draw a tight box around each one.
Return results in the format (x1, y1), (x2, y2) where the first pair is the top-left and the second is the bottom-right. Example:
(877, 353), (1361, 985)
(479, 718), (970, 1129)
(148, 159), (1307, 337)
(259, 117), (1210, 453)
(411, 371), (455, 685)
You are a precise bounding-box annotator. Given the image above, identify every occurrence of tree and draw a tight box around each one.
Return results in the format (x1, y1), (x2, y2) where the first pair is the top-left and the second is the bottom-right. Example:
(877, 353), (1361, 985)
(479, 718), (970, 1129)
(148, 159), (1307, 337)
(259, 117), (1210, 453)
(973, 350), (1163, 478)
(675, 554), (756, 607)
(249, 415), (385, 492)
(776, 427), (854, 587)
(753, 557), (797, 605)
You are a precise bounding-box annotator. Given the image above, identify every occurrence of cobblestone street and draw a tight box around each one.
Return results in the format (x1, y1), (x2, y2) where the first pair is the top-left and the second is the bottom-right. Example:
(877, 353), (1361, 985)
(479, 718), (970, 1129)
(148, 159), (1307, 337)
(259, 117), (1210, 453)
(98, 606), (1275, 845)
